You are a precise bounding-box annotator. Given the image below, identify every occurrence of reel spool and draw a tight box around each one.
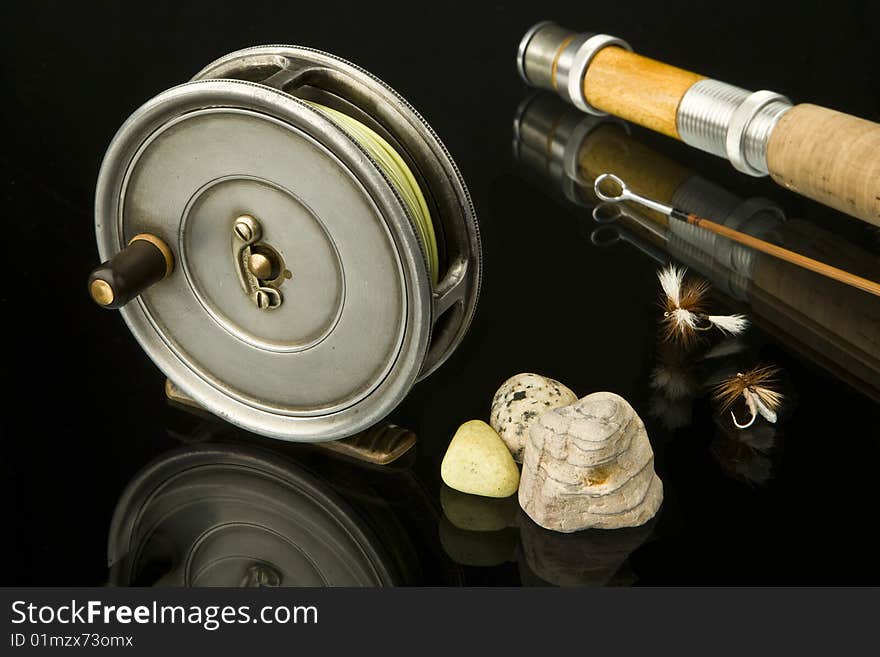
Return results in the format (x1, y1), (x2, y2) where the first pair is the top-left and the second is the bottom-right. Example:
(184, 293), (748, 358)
(90, 46), (481, 442)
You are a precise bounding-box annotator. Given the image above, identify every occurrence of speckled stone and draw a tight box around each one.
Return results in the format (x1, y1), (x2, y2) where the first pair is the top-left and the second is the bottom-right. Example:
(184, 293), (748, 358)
(441, 420), (520, 498)
(518, 392), (663, 532)
(490, 373), (578, 462)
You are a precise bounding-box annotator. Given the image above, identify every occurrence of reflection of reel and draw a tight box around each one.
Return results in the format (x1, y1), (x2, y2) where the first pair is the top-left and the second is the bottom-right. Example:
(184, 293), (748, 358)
(108, 444), (400, 586)
(93, 46), (482, 442)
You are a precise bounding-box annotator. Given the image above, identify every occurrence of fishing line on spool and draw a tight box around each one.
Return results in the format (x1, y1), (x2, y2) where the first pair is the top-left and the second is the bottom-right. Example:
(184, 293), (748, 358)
(305, 101), (439, 286)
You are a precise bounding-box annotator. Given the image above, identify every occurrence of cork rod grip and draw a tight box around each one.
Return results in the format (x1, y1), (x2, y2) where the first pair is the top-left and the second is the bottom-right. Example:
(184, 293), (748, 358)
(767, 104), (880, 227)
(583, 47), (704, 139)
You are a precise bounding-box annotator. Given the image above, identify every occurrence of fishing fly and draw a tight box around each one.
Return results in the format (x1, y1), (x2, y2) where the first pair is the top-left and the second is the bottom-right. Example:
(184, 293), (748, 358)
(712, 365), (784, 429)
(657, 264), (748, 344)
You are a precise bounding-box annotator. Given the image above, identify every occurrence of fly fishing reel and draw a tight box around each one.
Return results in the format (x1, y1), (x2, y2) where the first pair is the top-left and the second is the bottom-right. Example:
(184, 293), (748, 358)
(89, 46), (481, 442)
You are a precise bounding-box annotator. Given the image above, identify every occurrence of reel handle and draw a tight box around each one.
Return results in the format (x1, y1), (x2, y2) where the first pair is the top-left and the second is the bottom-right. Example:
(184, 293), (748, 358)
(89, 234), (173, 309)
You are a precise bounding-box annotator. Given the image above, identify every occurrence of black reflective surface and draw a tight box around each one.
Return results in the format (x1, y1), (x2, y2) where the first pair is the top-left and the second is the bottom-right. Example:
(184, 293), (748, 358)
(3, 1), (880, 586)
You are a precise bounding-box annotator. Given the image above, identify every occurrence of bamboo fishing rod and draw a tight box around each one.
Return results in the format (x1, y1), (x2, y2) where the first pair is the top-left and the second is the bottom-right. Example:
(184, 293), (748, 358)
(593, 173), (880, 298)
(512, 95), (880, 396)
(517, 22), (880, 226)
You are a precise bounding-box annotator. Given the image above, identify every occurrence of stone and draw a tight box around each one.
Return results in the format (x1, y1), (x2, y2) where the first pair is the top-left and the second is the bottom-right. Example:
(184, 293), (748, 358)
(440, 485), (517, 531)
(441, 420), (520, 498)
(490, 373), (578, 462)
(518, 392), (663, 532)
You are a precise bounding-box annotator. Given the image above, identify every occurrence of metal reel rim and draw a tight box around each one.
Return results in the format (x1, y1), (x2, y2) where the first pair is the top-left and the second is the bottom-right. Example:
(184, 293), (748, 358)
(96, 78), (431, 442)
(192, 44), (482, 378)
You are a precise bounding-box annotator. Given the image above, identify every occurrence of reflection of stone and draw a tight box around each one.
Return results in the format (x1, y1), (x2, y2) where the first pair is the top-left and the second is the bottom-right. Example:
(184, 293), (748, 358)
(518, 512), (654, 586)
(438, 516), (518, 567)
(441, 420), (520, 498)
(490, 373), (577, 462)
(519, 392), (662, 532)
(440, 485), (517, 532)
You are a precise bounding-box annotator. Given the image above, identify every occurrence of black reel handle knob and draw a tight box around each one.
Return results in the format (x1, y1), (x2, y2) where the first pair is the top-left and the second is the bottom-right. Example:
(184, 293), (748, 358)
(89, 234), (174, 309)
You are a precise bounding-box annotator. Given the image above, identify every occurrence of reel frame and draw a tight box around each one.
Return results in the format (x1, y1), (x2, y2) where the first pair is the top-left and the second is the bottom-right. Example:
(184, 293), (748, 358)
(95, 46), (481, 442)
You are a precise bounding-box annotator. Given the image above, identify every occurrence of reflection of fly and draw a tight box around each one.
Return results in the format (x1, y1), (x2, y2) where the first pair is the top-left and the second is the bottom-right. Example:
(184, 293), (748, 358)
(711, 422), (778, 487)
(649, 337), (747, 431)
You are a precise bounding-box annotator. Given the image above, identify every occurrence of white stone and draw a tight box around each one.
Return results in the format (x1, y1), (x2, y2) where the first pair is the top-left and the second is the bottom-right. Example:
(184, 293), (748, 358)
(490, 373), (577, 462)
(518, 392), (663, 532)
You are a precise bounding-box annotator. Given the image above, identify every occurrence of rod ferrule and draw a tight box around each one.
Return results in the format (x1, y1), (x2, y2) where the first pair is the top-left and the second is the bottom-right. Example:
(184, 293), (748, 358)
(517, 22), (631, 115)
(516, 21), (558, 85)
(567, 34), (633, 114)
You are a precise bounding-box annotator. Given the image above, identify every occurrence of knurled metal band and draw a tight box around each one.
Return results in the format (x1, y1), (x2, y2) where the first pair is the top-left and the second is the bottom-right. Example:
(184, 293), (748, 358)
(677, 79), (792, 176)
(725, 90), (791, 176)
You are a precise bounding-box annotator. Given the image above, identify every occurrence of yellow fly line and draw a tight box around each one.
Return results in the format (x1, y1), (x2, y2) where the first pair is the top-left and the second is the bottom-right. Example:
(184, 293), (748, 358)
(305, 101), (439, 286)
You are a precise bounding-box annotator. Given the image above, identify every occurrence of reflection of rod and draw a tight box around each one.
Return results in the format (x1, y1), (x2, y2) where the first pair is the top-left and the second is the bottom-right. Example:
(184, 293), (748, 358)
(597, 206), (880, 400)
(590, 206), (669, 266)
(517, 22), (880, 226)
(512, 94), (880, 397)
(595, 174), (880, 298)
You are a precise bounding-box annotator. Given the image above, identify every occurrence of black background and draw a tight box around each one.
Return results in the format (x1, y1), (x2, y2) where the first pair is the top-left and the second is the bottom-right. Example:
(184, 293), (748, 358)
(2, 1), (879, 586)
